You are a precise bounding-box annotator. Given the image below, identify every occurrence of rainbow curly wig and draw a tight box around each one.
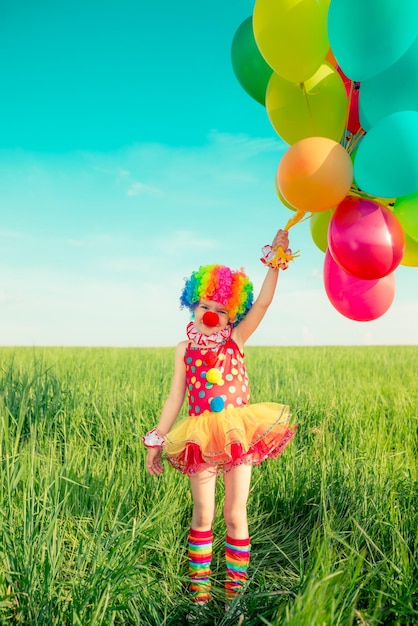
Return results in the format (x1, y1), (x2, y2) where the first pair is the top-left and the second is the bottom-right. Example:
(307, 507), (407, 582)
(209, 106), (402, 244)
(180, 264), (253, 326)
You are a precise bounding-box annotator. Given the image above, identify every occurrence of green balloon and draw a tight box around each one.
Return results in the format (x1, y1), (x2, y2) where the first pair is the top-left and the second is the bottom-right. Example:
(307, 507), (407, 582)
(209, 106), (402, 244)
(266, 62), (347, 145)
(393, 191), (418, 242)
(231, 16), (273, 106)
(310, 209), (333, 252)
(401, 231), (418, 266)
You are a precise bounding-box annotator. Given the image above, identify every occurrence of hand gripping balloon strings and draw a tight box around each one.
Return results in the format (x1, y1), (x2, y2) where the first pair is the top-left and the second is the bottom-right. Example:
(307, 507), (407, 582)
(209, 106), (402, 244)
(260, 210), (306, 270)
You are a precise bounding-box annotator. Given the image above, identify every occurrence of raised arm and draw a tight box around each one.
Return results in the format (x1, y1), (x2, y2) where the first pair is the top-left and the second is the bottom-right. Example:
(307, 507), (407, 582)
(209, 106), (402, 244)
(233, 229), (289, 348)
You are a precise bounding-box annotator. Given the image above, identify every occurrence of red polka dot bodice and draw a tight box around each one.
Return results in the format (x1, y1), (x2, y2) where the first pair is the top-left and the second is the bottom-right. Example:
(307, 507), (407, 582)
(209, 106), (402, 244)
(184, 338), (250, 416)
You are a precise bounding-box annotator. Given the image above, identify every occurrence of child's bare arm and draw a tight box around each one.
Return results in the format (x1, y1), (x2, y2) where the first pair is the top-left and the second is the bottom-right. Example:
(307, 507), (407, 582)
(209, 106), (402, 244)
(155, 341), (187, 435)
(144, 341), (187, 475)
(233, 230), (289, 347)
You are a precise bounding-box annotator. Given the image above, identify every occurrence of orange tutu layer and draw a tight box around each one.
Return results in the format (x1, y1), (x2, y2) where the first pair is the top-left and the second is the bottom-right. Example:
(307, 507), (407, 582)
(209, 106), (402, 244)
(164, 402), (297, 475)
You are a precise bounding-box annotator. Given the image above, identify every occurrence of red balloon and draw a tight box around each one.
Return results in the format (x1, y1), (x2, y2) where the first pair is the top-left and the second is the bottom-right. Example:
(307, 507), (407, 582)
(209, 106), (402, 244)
(336, 66), (361, 134)
(328, 196), (405, 279)
(323, 250), (396, 321)
(345, 81), (361, 134)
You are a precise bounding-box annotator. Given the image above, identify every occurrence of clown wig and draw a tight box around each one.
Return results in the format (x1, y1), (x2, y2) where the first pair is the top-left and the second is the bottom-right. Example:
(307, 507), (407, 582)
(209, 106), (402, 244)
(180, 264), (253, 326)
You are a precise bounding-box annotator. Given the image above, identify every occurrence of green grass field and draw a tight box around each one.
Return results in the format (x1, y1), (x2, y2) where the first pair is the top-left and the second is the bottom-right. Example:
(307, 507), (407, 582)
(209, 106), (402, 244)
(0, 346), (417, 625)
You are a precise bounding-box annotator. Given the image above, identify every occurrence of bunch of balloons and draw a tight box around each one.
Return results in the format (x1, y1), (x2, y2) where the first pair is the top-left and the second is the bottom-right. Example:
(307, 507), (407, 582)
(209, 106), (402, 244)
(231, 0), (418, 321)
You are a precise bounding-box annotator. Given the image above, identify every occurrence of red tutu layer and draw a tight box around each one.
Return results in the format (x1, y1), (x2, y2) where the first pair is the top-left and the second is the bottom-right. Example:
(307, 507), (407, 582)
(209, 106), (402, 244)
(164, 402), (297, 475)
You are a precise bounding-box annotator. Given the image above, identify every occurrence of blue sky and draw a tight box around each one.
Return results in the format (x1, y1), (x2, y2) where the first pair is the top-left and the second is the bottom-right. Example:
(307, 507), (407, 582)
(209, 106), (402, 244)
(0, 0), (417, 347)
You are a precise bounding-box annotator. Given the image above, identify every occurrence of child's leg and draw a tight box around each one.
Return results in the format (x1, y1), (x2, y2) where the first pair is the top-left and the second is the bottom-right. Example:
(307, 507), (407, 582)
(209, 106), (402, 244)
(190, 469), (217, 531)
(223, 464), (252, 603)
(188, 470), (217, 603)
(223, 464), (252, 538)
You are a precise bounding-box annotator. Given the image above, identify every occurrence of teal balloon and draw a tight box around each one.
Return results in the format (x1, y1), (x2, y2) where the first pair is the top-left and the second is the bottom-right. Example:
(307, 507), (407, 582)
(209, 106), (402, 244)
(354, 111), (418, 198)
(328, 0), (418, 81)
(231, 16), (273, 106)
(360, 34), (418, 130)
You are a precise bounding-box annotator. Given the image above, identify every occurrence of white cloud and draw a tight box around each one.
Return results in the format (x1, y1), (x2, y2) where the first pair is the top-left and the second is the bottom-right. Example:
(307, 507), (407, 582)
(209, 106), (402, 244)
(156, 230), (217, 255)
(98, 255), (157, 274)
(0, 264), (185, 346)
(126, 181), (164, 197)
(0, 228), (27, 240)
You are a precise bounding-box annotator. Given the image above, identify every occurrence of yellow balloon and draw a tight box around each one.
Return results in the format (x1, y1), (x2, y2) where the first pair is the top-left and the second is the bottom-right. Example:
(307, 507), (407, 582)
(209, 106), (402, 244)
(253, 0), (330, 83)
(266, 62), (347, 144)
(401, 232), (418, 266)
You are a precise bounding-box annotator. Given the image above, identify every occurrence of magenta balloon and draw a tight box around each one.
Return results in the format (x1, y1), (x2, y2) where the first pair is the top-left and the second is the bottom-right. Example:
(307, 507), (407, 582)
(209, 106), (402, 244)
(323, 250), (396, 321)
(328, 196), (405, 279)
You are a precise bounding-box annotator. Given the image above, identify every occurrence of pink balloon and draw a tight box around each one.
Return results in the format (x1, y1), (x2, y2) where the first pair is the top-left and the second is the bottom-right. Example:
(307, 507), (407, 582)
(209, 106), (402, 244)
(323, 250), (395, 321)
(328, 196), (405, 279)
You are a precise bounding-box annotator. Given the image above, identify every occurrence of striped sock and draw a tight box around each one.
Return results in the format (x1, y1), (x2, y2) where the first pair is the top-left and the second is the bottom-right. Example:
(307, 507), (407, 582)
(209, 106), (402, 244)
(188, 528), (213, 603)
(225, 535), (251, 602)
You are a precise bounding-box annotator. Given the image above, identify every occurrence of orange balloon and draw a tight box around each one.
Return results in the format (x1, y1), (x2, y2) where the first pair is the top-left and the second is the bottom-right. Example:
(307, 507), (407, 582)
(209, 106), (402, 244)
(274, 177), (297, 211)
(277, 137), (353, 212)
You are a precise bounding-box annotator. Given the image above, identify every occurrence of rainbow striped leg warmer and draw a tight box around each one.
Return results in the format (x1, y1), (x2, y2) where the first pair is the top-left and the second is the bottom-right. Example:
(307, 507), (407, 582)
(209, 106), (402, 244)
(225, 535), (251, 602)
(188, 528), (213, 603)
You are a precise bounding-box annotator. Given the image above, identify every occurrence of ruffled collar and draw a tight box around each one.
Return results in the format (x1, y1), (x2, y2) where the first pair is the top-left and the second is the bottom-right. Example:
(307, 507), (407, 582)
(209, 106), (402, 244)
(186, 321), (232, 347)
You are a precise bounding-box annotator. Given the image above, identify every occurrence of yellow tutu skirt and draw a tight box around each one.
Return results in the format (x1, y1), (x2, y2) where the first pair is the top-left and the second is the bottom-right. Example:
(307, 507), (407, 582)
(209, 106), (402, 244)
(164, 402), (297, 475)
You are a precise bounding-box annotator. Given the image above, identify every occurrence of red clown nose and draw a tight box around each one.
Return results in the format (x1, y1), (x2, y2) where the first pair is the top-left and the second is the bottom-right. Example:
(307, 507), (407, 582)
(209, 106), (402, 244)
(202, 311), (219, 327)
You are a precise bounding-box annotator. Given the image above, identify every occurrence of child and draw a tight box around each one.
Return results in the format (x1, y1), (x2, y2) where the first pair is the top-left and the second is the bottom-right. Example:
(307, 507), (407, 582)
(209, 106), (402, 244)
(143, 229), (297, 619)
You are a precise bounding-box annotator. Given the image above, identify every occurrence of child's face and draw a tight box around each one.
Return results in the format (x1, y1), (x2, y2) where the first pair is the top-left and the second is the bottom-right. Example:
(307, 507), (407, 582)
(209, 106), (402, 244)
(194, 299), (230, 334)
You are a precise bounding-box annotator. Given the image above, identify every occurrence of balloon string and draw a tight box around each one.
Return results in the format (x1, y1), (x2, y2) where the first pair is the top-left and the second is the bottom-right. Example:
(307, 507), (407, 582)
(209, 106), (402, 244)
(301, 82), (317, 136)
(345, 127), (365, 154)
(283, 208), (309, 231)
(348, 187), (395, 209)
